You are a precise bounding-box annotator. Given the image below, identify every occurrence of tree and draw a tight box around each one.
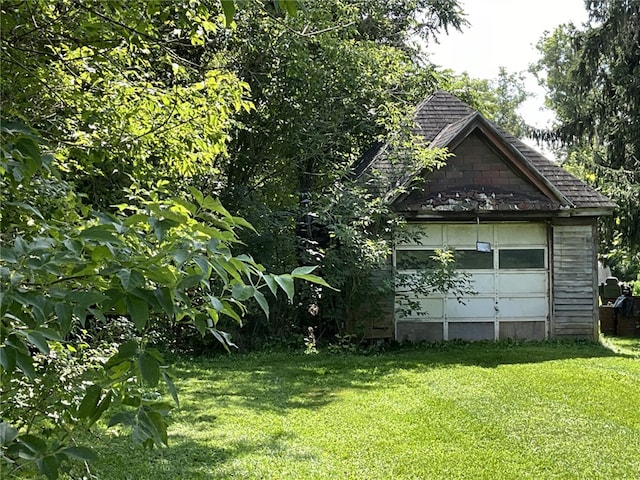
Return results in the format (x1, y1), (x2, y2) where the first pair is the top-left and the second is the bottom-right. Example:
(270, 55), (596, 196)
(531, 0), (640, 277)
(1, 0), (255, 209)
(204, 0), (468, 340)
(1, 1), (330, 477)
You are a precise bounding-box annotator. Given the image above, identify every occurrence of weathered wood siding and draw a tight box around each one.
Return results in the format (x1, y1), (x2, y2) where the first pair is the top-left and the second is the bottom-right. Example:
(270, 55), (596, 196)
(551, 224), (598, 339)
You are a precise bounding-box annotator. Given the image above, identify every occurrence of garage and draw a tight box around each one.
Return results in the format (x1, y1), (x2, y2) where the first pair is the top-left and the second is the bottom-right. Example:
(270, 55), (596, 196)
(354, 91), (615, 342)
(395, 222), (549, 342)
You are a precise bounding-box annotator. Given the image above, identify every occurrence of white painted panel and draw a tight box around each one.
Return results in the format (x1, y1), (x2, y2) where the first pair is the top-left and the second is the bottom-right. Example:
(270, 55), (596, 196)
(394, 297), (445, 320)
(498, 272), (546, 294)
(498, 297), (548, 318)
(497, 223), (547, 245)
(447, 297), (495, 318)
(470, 272), (495, 295)
(447, 224), (494, 247)
(398, 224), (443, 247)
(394, 273), (447, 293)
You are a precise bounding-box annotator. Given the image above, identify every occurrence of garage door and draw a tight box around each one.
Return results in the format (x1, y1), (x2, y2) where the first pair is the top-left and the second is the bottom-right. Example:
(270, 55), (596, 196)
(394, 222), (549, 342)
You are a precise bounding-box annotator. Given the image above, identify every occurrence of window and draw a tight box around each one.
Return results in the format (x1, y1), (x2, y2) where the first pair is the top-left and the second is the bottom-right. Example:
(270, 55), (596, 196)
(396, 250), (436, 270)
(455, 249), (494, 269)
(499, 249), (545, 269)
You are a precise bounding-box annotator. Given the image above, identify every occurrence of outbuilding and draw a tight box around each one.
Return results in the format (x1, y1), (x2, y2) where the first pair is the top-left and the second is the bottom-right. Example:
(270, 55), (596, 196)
(356, 91), (616, 342)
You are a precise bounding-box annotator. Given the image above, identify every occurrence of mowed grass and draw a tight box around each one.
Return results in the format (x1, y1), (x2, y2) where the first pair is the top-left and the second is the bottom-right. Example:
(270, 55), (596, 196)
(91, 338), (640, 479)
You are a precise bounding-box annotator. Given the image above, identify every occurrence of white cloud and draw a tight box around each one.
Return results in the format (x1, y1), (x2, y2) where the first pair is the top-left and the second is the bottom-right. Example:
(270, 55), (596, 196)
(428, 0), (589, 129)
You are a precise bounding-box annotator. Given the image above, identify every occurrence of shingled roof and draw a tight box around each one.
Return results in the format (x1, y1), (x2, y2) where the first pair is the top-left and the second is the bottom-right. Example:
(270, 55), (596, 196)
(356, 90), (616, 215)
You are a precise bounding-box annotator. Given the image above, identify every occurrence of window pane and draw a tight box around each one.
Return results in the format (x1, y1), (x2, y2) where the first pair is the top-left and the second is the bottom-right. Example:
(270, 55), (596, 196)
(499, 249), (545, 269)
(455, 250), (493, 269)
(396, 250), (436, 270)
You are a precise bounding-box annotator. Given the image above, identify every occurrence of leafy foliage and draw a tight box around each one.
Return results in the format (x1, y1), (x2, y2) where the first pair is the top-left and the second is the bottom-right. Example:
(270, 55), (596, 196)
(1, 0), (252, 208)
(0, 123), (329, 478)
(208, 0), (469, 339)
(0, 1), (330, 476)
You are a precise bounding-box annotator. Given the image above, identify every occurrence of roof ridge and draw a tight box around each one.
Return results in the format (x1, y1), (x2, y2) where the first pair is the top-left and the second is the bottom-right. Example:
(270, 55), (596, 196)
(357, 90), (616, 213)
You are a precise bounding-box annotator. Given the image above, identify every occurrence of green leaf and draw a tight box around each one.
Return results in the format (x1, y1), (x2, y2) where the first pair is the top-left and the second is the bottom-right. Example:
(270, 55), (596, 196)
(117, 268), (145, 292)
(117, 339), (138, 358)
(16, 137), (42, 168)
(150, 218), (179, 242)
(66, 291), (107, 307)
(90, 245), (113, 262)
(209, 258), (230, 284)
(230, 215), (256, 232)
(54, 302), (73, 336)
(149, 411), (168, 446)
(8, 201), (44, 220)
(33, 327), (62, 341)
(77, 385), (101, 419)
(254, 290), (269, 318)
(208, 295), (224, 311)
(221, 302), (242, 324)
(210, 328), (238, 351)
(61, 446), (98, 462)
(37, 454), (60, 480)
(108, 412), (135, 428)
(193, 254), (212, 277)
(26, 331), (49, 354)
(291, 272), (336, 290)
(194, 315), (207, 336)
(188, 186), (204, 206)
(88, 390), (113, 428)
(0, 422), (19, 446)
(201, 195), (231, 217)
(161, 371), (180, 407)
(263, 274), (278, 296)
(220, 0), (236, 27)
(79, 225), (122, 244)
(135, 408), (168, 447)
(126, 295), (149, 332)
(274, 274), (294, 302)
(291, 266), (318, 276)
(15, 350), (36, 379)
(18, 434), (46, 455)
(177, 274), (201, 290)
(206, 307), (219, 325)
(231, 283), (255, 301)
(0, 346), (17, 373)
(138, 351), (160, 387)
(154, 287), (175, 316)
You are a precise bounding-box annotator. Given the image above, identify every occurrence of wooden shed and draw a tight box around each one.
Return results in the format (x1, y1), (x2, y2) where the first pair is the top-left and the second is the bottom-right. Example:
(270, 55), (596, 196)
(355, 91), (616, 342)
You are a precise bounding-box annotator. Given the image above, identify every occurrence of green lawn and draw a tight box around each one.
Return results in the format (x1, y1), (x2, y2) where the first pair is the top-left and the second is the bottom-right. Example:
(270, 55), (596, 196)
(90, 338), (640, 479)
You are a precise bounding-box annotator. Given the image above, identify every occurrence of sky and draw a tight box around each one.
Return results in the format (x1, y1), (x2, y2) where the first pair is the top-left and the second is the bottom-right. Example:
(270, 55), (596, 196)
(427, 0), (589, 129)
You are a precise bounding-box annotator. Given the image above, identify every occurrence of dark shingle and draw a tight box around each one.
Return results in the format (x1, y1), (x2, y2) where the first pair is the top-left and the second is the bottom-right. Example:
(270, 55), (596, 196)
(359, 90), (616, 212)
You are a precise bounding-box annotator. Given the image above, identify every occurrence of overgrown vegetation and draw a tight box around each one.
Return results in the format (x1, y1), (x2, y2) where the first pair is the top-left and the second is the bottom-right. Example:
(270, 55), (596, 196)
(1, 1), (500, 477)
(2, 0), (568, 476)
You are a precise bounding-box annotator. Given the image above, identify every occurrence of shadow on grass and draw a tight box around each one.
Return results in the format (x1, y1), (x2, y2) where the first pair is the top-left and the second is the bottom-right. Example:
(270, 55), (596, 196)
(171, 338), (632, 415)
(90, 429), (308, 479)
(85, 338), (637, 479)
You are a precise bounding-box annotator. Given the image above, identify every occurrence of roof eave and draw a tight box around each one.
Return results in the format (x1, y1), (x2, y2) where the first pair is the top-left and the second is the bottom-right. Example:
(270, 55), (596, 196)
(556, 206), (617, 217)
